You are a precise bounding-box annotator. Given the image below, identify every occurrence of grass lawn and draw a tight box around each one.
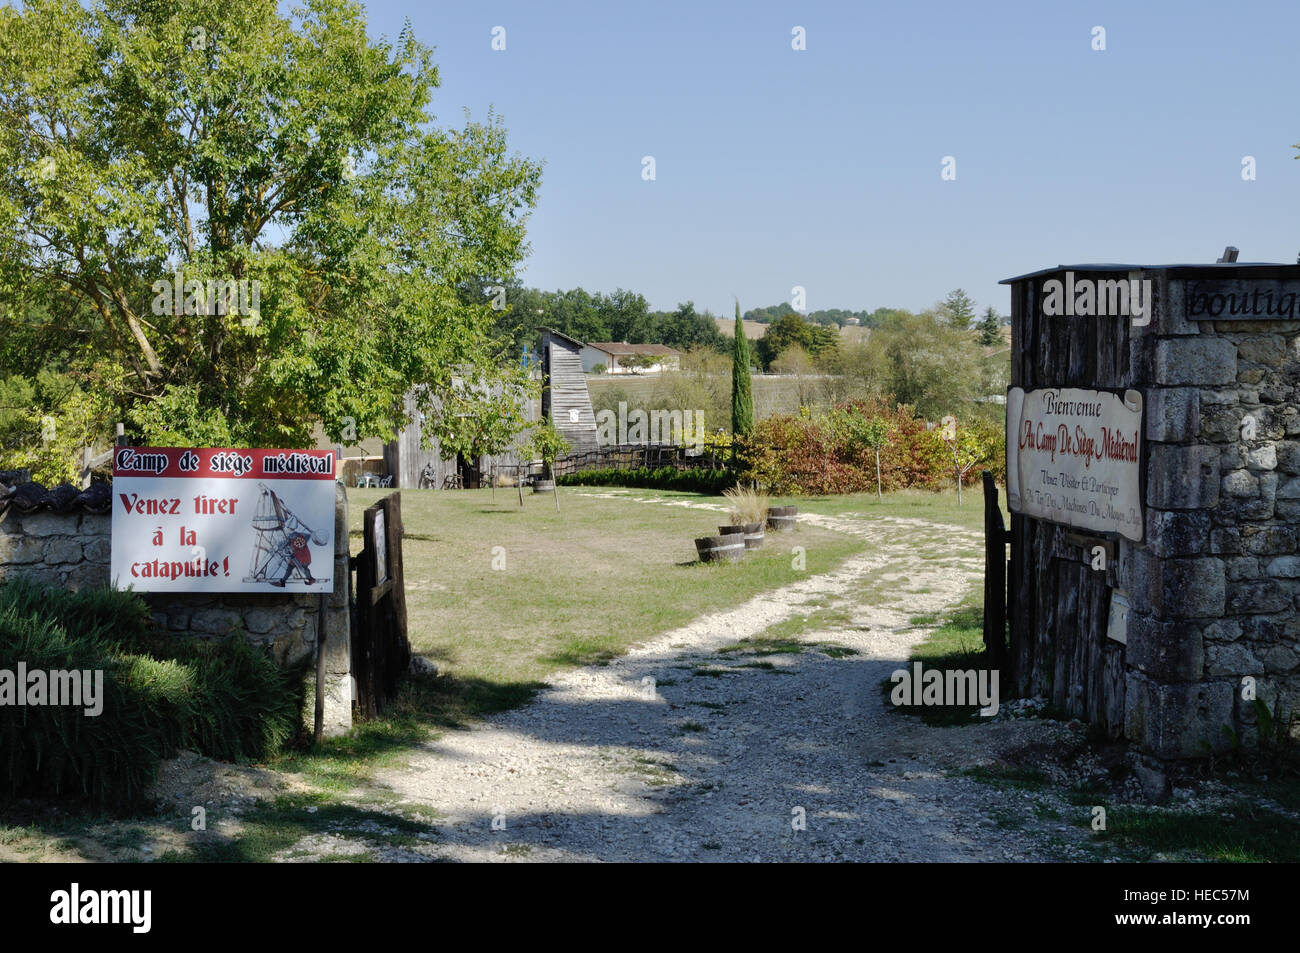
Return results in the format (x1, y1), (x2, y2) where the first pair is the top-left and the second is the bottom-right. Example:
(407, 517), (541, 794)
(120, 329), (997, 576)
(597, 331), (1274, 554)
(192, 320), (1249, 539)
(781, 486), (1002, 533)
(269, 483), (995, 794)
(346, 486), (865, 690)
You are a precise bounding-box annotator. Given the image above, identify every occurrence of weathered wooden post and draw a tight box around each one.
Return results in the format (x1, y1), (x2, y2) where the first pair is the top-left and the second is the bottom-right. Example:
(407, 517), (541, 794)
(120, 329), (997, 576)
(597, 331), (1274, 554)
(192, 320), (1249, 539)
(981, 471), (1008, 673)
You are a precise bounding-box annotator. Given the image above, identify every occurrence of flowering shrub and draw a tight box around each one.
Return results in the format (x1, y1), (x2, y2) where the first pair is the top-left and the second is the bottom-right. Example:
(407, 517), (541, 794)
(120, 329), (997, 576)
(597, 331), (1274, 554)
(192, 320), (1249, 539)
(738, 400), (1005, 495)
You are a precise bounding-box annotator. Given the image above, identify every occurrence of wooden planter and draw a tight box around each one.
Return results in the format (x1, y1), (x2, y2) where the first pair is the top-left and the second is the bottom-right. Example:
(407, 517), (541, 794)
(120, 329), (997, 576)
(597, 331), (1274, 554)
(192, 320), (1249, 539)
(719, 522), (764, 550)
(766, 506), (798, 532)
(533, 479), (556, 493)
(695, 532), (745, 562)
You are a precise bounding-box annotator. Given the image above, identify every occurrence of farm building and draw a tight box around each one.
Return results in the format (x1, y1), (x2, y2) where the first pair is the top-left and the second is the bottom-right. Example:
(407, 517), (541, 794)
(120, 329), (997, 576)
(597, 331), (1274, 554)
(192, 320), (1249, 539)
(542, 329), (600, 452)
(579, 341), (682, 374)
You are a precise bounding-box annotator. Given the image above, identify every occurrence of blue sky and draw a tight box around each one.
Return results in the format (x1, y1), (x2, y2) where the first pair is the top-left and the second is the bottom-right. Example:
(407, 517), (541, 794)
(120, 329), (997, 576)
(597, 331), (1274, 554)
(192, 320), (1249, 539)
(359, 0), (1299, 317)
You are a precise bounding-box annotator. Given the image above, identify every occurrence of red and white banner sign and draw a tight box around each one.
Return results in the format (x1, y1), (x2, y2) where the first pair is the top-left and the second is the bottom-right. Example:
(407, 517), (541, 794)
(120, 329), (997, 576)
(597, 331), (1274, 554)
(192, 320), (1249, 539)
(111, 447), (336, 593)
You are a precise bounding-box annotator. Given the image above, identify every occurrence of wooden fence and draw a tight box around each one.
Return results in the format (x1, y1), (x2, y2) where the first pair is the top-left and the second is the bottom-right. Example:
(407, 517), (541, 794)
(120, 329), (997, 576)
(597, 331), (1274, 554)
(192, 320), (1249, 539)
(550, 443), (728, 478)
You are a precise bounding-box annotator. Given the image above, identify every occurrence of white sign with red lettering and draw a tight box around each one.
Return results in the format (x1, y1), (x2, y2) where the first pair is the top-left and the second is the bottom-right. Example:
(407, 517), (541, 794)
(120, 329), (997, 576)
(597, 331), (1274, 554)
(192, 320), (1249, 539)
(1006, 387), (1144, 542)
(111, 447), (336, 592)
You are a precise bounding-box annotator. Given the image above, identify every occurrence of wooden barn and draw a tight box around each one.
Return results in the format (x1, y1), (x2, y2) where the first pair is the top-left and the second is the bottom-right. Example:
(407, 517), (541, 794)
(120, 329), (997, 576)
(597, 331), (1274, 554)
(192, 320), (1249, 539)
(384, 382), (538, 489)
(540, 328), (599, 453)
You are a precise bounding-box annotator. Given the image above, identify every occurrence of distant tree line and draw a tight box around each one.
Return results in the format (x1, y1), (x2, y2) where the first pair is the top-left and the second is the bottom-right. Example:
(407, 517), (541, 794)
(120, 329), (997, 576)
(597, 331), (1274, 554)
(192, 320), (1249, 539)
(492, 286), (726, 356)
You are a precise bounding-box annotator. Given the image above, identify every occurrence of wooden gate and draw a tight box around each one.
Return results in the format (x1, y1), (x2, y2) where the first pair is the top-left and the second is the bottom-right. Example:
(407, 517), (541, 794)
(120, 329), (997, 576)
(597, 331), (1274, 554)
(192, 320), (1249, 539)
(994, 267), (1134, 736)
(351, 492), (411, 718)
(981, 471), (1011, 675)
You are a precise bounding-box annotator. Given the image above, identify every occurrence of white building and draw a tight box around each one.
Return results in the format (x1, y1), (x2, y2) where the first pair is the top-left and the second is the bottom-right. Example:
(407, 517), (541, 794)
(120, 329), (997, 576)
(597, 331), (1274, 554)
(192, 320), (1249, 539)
(579, 341), (682, 374)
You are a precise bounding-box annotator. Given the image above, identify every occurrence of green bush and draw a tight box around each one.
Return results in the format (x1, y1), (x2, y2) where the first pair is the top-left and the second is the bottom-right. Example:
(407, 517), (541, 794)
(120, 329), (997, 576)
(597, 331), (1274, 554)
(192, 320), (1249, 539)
(0, 576), (155, 654)
(737, 400), (1006, 495)
(0, 579), (304, 809)
(172, 635), (304, 763)
(557, 466), (735, 494)
(0, 608), (179, 808)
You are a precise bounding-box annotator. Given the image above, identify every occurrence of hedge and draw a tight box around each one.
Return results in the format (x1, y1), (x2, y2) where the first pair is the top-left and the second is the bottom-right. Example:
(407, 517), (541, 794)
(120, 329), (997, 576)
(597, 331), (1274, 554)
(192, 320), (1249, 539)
(557, 466), (735, 494)
(0, 578), (302, 809)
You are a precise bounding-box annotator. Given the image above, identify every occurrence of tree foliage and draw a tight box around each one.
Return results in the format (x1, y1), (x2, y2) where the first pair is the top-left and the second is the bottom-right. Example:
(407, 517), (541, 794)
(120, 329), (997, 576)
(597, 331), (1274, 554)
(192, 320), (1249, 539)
(0, 0), (541, 462)
(730, 300), (754, 437)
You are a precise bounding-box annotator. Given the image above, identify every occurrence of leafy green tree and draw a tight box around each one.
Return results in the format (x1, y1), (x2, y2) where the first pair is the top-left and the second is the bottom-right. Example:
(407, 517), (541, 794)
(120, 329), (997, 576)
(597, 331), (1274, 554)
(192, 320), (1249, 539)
(861, 419), (892, 501)
(940, 289), (977, 330)
(436, 373), (537, 488)
(862, 309), (983, 420)
(977, 306), (1002, 347)
(0, 0), (541, 453)
(730, 301), (754, 437)
(938, 415), (992, 505)
(756, 312), (838, 369)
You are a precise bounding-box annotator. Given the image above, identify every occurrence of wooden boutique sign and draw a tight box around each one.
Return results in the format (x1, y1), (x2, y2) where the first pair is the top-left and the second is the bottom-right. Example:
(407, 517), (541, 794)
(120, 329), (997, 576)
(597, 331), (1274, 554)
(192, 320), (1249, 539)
(1005, 388), (1143, 541)
(1184, 279), (1300, 320)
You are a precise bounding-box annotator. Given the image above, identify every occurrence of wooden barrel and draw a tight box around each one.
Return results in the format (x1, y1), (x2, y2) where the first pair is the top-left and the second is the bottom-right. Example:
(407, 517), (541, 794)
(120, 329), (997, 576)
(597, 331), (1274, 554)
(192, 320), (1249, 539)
(533, 479), (556, 493)
(695, 533), (745, 562)
(719, 522), (764, 550)
(766, 506), (798, 532)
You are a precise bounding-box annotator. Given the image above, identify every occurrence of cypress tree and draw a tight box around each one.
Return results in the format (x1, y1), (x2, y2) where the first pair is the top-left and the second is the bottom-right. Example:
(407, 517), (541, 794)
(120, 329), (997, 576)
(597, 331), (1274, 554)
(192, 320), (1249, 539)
(731, 300), (754, 437)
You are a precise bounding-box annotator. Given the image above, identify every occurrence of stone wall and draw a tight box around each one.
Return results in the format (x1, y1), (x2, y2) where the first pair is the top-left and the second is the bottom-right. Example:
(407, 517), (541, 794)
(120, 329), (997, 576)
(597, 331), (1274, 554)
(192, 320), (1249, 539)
(1120, 268), (1300, 757)
(0, 481), (353, 737)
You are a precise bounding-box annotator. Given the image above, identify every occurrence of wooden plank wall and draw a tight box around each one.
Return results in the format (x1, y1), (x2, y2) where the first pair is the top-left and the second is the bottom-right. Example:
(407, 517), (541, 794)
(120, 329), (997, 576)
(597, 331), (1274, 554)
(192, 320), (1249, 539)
(543, 333), (600, 453)
(1008, 269), (1134, 737)
(384, 389), (539, 488)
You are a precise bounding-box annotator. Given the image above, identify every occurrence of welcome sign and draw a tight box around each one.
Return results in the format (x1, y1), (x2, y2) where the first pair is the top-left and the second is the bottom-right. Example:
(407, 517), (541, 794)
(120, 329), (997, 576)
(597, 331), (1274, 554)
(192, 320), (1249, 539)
(111, 447), (336, 592)
(1005, 388), (1144, 541)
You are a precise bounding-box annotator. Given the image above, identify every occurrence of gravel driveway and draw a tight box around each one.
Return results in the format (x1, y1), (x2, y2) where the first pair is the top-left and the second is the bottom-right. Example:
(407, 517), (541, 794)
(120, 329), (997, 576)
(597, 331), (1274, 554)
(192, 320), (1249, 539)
(344, 500), (1094, 862)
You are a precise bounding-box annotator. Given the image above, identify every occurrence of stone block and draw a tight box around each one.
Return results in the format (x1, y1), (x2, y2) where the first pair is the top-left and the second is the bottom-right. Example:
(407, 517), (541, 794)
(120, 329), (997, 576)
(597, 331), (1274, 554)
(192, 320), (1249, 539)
(1127, 612), (1203, 680)
(1222, 469), (1258, 498)
(1145, 388), (1200, 442)
(1246, 444), (1278, 471)
(19, 512), (79, 537)
(1131, 552), (1225, 618)
(1267, 555), (1300, 578)
(0, 532), (45, 564)
(82, 536), (111, 563)
(1226, 581), (1294, 615)
(1279, 442), (1300, 474)
(42, 538), (82, 565)
(1205, 641), (1263, 677)
(1241, 525), (1296, 556)
(1144, 509), (1210, 557)
(1147, 444), (1219, 509)
(1153, 338), (1237, 386)
(1124, 674), (1235, 758)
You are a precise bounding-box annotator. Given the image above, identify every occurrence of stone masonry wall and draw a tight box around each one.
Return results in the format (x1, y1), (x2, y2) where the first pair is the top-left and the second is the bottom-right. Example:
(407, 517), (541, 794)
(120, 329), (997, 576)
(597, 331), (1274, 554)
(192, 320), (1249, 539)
(1121, 269), (1300, 758)
(0, 481), (353, 736)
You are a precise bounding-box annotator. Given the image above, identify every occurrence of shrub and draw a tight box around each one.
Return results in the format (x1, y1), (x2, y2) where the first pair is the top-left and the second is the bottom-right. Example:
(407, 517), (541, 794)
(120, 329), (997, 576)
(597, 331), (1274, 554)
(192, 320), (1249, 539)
(0, 580), (304, 809)
(0, 608), (179, 809)
(557, 466), (735, 494)
(722, 484), (769, 525)
(737, 399), (1006, 495)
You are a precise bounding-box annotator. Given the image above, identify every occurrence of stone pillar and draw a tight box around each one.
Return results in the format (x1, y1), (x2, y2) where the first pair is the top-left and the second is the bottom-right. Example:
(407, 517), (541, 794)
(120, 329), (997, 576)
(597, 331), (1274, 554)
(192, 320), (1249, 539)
(1121, 269), (1300, 757)
(306, 480), (353, 737)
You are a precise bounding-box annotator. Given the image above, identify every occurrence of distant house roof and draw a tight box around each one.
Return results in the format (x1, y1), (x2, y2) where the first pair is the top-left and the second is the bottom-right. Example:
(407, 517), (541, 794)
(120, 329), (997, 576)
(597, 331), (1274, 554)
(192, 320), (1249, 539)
(584, 342), (680, 357)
